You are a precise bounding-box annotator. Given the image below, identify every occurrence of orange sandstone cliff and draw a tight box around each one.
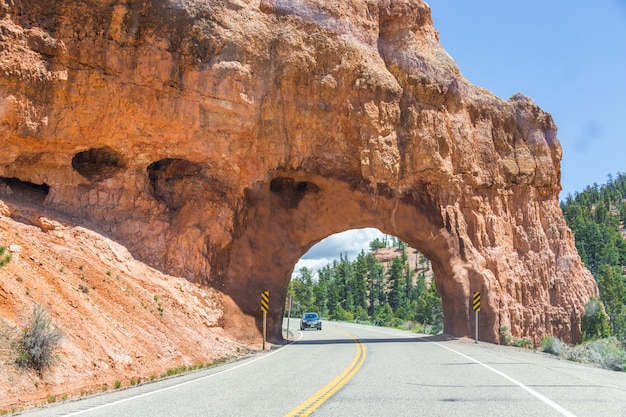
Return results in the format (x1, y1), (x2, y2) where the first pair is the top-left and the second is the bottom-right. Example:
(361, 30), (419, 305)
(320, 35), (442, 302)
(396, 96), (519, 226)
(0, 0), (597, 388)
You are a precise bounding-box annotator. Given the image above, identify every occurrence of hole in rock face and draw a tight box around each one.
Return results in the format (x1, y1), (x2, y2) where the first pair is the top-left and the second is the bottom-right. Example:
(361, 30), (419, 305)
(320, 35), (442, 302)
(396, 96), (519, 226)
(0, 177), (49, 203)
(71, 147), (125, 181)
(270, 177), (319, 209)
(147, 158), (205, 210)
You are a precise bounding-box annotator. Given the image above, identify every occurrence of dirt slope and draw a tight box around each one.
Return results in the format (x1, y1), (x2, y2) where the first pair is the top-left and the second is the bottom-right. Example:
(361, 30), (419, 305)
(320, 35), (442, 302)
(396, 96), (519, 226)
(0, 199), (254, 411)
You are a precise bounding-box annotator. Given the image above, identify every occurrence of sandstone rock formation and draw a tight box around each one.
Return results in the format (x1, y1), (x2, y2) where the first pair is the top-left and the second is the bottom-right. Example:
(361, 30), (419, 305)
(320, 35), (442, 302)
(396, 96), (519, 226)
(0, 0), (598, 344)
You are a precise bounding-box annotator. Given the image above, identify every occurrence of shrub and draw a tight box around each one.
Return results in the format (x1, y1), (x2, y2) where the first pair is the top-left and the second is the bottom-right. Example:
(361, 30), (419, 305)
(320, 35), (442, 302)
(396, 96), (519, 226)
(114, 380), (121, 389)
(541, 336), (564, 355)
(15, 304), (62, 374)
(586, 338), (626, 371)
(561, 337), (626, 371)
(499, 326), (512, 346)
(581, 298), (612, 340)
(513, 338), (533, 349)
(0, 245), (12, 267)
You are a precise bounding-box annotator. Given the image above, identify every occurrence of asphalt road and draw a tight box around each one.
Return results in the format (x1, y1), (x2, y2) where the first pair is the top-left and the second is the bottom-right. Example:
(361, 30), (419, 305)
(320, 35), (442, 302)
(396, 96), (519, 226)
(20, 321), (626, 417)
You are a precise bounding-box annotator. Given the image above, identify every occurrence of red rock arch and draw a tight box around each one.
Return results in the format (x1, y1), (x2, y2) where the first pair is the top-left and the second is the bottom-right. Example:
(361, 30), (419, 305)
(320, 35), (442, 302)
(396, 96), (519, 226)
(218, 172), (589, 345)
(0, 0), (597, 345)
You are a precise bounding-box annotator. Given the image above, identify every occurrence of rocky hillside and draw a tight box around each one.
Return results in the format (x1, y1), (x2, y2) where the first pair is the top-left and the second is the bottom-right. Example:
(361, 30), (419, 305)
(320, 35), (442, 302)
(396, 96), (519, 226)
(0, 198), (253, 412)
(372, 246), (434, 283)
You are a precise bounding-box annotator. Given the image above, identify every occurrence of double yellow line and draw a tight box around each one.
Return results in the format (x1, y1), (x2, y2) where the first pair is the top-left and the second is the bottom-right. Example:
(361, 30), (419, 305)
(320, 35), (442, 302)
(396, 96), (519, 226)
(284, 329), (366, 417)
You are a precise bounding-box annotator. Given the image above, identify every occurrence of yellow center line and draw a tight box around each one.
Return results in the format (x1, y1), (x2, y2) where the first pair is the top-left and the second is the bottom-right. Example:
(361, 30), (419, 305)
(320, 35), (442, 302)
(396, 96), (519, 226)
(283, 328), (367, 417)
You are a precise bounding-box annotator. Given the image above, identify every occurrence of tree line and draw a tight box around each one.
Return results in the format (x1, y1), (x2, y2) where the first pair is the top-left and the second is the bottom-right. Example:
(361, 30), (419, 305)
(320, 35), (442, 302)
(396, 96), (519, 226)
(286, 237), (443, 333)
(561, 172), (626, 342)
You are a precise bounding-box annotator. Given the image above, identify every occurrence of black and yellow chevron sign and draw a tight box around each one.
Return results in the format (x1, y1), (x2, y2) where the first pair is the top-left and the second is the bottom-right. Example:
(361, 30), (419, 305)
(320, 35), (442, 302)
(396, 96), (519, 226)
(261, 291), (270, 312)
(473, 292), (481, 312)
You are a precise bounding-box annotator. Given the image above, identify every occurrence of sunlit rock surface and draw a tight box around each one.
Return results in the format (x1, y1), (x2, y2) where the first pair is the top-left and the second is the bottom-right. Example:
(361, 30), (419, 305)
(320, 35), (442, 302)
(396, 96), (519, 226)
(0, 0), (597, 344)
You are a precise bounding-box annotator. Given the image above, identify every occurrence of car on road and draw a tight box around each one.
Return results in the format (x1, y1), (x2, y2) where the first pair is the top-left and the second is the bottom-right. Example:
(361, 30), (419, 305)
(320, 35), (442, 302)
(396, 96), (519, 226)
(300, 312), (322, 330)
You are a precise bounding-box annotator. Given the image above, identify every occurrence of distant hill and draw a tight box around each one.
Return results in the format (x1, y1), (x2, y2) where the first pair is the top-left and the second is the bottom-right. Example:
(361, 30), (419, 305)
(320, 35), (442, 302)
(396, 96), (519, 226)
(371, 246), (433, 284)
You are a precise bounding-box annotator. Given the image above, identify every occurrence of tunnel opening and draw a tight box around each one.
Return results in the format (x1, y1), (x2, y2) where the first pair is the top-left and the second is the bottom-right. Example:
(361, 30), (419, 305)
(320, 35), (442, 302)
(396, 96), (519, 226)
(286, 229), (443, 335)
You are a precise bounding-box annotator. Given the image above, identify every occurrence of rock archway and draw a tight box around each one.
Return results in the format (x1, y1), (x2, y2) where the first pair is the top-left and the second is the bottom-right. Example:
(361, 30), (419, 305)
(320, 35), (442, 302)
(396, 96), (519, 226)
(221, 171), (593, 345)
(0, 0), (597, 345)
(222, 174), (479, 343)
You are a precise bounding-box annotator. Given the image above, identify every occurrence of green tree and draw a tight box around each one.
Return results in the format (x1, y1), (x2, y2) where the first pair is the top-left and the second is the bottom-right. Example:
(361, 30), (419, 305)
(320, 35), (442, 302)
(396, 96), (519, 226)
(290, 267), (315, 314)
(581, 298), (612, 341)
(366, 254), (385, 316)
(352, 251), (369, 312)
(387, 257), (406, 311)
(313, 267), (330, 317)
(416, 281), (443, 333)
(369, 238), (386, 251)
(597, 265), (626, 339)
(374, 303), (394, 327)
(354, 305), (369, 322)
(330, 304), (353, 321)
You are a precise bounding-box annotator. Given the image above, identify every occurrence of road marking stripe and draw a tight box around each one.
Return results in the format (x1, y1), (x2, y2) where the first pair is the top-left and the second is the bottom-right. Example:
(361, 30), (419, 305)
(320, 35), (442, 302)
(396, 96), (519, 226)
(283, 328), (366, 417)
(432, 341), (577, 417)
(60, 327), (303, 416)
(340, 324), (577, 417)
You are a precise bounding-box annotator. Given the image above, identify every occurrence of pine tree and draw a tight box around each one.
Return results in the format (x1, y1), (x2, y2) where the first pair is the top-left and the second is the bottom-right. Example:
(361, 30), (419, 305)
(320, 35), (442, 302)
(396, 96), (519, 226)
(387, 257), (405, 311)
(366, 255), (384, 316)
(352, 251), (369, 311)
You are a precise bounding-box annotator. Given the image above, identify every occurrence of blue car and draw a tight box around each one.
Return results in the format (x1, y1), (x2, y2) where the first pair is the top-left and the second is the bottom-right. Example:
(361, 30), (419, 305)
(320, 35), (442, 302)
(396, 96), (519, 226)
(300, 313), (322, 330)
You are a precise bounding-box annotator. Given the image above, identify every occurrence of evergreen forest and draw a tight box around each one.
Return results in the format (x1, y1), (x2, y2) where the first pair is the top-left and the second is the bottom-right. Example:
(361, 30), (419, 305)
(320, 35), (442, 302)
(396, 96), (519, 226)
(561, 172), (626, 343)
(286, 237), (443, 334)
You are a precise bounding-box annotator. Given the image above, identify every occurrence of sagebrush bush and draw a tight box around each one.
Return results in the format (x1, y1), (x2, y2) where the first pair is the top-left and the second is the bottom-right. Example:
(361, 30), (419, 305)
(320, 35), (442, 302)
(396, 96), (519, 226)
(541, 336), (565, 355)
(558, 337), (626, 371)
(499, 326), (512, 345)
(586, 338), (626, 371)
(15, 304), (62, 373)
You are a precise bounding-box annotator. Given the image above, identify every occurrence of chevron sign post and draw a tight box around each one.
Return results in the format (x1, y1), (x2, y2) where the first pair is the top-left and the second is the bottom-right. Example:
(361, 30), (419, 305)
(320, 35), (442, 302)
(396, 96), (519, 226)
(473, 292), (480, 343)
(261, 291), (269, 350)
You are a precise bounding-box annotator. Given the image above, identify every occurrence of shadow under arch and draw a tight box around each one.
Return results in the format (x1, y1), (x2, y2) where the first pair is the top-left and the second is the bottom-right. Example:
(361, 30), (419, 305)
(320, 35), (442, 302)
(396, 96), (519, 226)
(220, 172), (497, 344)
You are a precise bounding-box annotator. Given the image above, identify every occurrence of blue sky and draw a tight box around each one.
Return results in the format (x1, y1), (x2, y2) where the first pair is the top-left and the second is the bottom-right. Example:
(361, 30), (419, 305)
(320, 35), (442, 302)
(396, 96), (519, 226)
(294, 1), (626, 276)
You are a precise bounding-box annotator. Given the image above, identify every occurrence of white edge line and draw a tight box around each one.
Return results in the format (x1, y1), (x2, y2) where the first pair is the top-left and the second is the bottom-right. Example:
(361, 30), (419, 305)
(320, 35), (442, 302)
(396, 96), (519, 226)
(338, 323), (577, 417)
(430, 341), (578, 417)
(62, 327), (303, 417)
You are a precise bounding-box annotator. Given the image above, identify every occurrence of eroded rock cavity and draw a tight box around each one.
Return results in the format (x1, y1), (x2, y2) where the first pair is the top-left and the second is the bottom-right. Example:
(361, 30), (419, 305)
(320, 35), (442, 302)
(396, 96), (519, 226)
(0, 0), (597, 344)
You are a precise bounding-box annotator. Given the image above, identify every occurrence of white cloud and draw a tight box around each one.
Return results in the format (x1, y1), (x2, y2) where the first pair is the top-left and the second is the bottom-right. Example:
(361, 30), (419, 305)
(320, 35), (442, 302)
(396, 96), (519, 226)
(292, 228), (385, 278)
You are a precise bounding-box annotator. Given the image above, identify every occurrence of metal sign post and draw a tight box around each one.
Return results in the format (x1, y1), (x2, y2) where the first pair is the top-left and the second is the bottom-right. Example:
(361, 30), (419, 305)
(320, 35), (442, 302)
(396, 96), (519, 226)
(285, 295), (292, 340)
(261, 291), (269, 350)
(473, 292), (481, 343)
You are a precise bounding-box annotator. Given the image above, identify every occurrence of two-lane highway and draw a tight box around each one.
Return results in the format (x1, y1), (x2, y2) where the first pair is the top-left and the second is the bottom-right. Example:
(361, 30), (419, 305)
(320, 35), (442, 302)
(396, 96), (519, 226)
(21, 321), (626, 416)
